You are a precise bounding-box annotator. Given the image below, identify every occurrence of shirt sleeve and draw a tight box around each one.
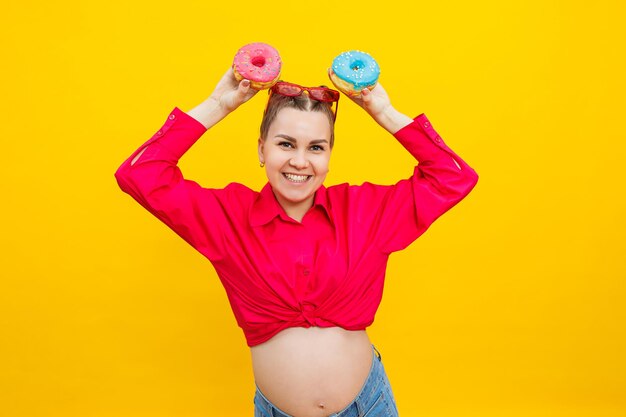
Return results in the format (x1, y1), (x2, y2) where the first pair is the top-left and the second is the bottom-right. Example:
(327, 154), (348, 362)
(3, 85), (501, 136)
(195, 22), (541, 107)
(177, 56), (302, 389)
(353, 113), (479, 255)
(113, 107), (230, 262)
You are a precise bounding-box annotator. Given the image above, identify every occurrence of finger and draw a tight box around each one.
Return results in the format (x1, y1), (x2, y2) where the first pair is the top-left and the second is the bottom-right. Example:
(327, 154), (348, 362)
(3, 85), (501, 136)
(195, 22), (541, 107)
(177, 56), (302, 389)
(225, 67), (238, 85)
(237, 79), (251, 98)
(361, 87), (372, 104)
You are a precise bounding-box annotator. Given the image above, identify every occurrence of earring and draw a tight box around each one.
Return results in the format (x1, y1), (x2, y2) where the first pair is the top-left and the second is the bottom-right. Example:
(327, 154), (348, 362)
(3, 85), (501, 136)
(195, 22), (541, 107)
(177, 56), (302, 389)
(260, 162), (265, 168)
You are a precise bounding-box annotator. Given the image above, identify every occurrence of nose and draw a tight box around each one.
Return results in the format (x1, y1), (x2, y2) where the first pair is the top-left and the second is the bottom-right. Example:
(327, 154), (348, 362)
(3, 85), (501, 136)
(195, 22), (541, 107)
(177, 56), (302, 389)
(289, 152), (309, 169)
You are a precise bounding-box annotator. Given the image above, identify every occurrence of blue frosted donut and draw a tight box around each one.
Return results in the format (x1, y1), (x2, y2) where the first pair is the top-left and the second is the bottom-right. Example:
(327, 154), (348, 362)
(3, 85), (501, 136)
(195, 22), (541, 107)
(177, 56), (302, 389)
(330, 50), (380, 96)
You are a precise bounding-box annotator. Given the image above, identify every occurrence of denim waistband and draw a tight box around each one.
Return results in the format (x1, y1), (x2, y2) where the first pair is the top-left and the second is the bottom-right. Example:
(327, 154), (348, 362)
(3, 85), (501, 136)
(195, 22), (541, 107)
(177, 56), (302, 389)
(254, 344), (386, 417)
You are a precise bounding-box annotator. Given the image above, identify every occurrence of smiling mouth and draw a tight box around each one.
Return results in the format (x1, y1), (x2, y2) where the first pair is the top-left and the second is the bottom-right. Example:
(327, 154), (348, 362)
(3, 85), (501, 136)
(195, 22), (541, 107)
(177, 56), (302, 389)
(283, 173), (312, 183)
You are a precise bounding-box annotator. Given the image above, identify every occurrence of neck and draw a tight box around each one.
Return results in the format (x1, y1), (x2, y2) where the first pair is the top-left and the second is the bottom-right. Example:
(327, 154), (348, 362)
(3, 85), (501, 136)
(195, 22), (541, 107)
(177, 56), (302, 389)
(276, 195), (315, 223)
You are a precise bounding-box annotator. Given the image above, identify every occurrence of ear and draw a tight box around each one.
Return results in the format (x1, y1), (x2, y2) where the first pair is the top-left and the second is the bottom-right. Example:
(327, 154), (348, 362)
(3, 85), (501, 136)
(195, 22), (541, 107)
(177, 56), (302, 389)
(257, 137), (265, 162)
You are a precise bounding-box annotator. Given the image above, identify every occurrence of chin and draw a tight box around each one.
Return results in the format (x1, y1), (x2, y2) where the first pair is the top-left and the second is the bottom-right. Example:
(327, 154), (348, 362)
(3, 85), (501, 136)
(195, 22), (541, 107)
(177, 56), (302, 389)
(278, 188), (314, 203)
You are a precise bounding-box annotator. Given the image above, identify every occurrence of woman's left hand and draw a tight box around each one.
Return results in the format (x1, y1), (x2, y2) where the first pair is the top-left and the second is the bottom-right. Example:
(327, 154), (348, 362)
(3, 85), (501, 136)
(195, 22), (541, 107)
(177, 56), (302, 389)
(329, 69), (413, 134)
(328, 68), (392, 120)
(348, 83), (393, 122)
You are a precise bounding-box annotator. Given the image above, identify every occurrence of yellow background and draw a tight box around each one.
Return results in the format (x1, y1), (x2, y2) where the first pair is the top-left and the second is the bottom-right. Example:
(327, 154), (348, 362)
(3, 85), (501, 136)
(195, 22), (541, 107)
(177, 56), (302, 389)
(1, 0), (625, 416)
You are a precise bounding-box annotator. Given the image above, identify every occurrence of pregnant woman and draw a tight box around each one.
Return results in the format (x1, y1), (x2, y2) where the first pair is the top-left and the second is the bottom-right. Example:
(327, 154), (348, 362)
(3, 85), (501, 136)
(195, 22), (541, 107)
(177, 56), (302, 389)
(114, 65), (479, 417)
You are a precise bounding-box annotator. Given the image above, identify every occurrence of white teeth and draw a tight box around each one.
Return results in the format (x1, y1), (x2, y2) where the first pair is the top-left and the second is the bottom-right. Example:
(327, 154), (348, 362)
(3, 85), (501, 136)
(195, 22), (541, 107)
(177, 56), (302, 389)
(284, 173), (310, 182)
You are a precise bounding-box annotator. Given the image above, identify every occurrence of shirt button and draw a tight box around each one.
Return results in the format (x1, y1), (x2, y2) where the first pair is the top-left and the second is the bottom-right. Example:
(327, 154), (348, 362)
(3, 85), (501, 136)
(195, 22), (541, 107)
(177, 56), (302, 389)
(424, 121), (430, 128)
(169, 114), (176, 120)
(435, 137), (441, 142)
(156, 130), (163, 135)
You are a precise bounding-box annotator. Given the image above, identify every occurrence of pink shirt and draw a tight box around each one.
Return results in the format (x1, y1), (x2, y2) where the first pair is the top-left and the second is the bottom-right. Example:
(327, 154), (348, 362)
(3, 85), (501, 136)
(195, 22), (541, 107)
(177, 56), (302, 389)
(114, 107), (479, 347)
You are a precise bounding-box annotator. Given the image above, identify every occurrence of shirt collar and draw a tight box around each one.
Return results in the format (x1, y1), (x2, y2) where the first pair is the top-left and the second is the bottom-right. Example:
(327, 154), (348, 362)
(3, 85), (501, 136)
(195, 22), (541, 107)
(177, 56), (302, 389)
(250, 182), (333, 227)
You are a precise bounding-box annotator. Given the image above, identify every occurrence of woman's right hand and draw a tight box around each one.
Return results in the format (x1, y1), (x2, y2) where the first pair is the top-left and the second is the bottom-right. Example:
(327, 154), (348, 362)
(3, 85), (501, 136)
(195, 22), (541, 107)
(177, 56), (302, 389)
(208, 67), (259, 114)
(188, 67), (260, 129)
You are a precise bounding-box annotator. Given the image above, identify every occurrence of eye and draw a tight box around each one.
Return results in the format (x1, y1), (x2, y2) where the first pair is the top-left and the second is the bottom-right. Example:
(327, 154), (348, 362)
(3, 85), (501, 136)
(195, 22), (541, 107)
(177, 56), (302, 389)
(310, 145), (325, 151)
(278, 141), (294, 148)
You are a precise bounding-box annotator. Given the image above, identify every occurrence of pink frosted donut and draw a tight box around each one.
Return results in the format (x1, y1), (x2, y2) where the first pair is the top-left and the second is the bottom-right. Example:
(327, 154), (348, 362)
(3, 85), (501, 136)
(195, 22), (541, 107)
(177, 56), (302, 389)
(232, 42), (282, 90)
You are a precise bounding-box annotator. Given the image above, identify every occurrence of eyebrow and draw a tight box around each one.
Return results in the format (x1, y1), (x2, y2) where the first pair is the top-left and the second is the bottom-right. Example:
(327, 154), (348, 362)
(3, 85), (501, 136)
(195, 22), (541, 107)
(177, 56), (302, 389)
(274, 134), (329, 144)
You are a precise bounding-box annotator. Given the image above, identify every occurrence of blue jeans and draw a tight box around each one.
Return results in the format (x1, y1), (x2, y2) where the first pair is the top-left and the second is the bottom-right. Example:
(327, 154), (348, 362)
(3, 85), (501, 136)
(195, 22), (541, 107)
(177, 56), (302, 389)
(254, 344), (399, 417)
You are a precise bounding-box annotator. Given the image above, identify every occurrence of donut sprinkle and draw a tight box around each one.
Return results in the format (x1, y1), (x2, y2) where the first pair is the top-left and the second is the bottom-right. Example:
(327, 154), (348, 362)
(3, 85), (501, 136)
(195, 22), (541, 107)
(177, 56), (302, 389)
(331, 50), (380, 89)
(232, 42), (282, 84)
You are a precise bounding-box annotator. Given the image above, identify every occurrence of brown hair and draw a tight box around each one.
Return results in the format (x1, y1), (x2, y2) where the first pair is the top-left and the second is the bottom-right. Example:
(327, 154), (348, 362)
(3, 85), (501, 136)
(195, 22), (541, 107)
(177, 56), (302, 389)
(259, 85), (336, 148)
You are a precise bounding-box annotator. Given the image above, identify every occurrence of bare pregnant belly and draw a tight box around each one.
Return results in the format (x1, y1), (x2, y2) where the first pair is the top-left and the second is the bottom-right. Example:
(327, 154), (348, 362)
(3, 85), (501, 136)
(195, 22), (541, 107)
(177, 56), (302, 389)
(251, 327), (374, 417)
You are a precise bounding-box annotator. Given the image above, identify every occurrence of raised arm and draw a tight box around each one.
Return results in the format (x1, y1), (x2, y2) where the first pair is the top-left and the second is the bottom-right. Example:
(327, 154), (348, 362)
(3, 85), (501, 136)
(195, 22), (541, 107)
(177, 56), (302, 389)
(187, 67), (258, 129)
(333, 79), (479, 254)
(113, 68), (259, 261)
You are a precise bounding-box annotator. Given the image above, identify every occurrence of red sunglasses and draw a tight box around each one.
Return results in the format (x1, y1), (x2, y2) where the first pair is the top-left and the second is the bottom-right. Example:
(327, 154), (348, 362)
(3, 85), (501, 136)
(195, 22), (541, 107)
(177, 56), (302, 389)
(264, 81), (340, 121)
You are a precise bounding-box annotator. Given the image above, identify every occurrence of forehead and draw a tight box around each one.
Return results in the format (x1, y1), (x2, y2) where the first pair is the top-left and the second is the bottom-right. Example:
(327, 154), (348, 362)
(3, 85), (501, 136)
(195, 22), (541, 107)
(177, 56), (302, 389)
(267, 108), (331, 141)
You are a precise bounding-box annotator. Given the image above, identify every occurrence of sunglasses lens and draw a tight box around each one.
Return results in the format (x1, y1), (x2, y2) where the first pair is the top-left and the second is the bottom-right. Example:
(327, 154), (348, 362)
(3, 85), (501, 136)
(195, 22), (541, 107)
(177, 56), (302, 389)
(275, 83), (303, 96)
(309, 88), (340, 102)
